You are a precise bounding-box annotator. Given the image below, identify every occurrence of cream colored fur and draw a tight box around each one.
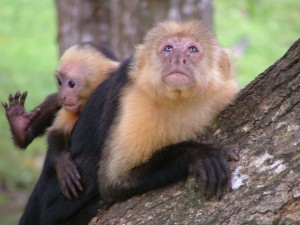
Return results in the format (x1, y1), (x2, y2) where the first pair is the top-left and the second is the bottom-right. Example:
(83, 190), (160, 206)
(100, 21), (239, 185)
(50, 109), (79, 135)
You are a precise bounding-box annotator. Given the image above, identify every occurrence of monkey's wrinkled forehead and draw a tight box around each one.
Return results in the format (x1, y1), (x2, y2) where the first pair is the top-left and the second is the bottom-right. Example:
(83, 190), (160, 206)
(143, 20), (216, 47)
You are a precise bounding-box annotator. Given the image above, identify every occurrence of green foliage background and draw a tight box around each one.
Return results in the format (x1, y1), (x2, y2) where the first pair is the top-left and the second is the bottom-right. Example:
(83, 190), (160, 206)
(0, 0), (299, 224)
(0, 1), (57, 223)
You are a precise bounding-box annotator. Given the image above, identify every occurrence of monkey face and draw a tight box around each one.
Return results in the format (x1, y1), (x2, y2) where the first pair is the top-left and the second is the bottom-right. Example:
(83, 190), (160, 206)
(131, 21), (236, 102)
(158, 36), (202, 89)
(56, 69), (84, 113)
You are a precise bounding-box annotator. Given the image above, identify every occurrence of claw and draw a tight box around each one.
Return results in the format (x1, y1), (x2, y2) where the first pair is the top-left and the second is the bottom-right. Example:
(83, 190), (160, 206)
(20, 91), (28, 106)
(2, 102), (8, 109)
(224, 148), (239, 161)
(9, 94), (14, 102)
(15, 91), (21, 98)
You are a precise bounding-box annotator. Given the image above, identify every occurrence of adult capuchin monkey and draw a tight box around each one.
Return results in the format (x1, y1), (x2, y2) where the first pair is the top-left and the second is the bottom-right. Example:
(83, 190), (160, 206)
(2, 42), (119, 199)
(19, 20), (239, 225)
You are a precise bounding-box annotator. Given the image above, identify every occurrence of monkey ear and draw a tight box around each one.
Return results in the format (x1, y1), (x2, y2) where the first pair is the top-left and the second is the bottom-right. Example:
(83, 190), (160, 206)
(219, 49), (234, 80)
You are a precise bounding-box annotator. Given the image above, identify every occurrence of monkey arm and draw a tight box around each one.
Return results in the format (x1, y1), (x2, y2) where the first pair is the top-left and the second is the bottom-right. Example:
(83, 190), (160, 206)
(47, 129), (83, 199)
(100, 141), (238, 202)
(27, 93), (61, 140)
(2, 92), (61, 149)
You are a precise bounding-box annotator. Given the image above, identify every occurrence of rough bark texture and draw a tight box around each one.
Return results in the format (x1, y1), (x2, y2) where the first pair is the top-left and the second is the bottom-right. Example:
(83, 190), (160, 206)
(55, 0), (213, 58)
(89, 39), (300, 225)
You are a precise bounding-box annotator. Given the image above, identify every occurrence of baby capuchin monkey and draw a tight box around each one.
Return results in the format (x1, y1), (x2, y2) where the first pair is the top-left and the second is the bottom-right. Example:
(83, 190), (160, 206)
(2, 42), (119, 199)
(48, 43), (119, 199)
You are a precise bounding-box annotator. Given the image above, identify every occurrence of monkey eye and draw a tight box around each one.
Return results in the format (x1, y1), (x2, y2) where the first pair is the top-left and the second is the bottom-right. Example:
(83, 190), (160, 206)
(163, 45), (173, 52)
(68, 80), (76, 88)
(188, 46), (199, 53)
(57, 78), (62, 86)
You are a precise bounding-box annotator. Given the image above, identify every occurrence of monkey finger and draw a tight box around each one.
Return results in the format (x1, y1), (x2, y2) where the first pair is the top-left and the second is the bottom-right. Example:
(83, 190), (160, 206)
(73, 167), (81, 180)
(13, 91), (21, 105)
(65, 176), (80, 199)
(223, 148), (239, 162)
(64, 190), (73, 200)
(219, 155), (233, 190)
(66, 182), (78, 199)
(2, 102), (8, 110)
(71, 175), (84, 192)
(60, 181), (72, 199)
(193, 159), (208, 197)
(73, 175), (84, 192)
(66, 160), (81, 180)
(203, 158), (217, 199)
(9, 94), (15, 106)
(15, 91), (21, 99)
(211, 157), (227, 199)
(69, 184), (80, 199)
(20, 91), (28, 106)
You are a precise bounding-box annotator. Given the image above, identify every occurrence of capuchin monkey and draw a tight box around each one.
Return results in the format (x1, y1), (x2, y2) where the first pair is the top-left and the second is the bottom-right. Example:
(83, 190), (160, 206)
(19, 20), (239, 225)
(2, 42), (119, 199)
(47, 42), (119, 199)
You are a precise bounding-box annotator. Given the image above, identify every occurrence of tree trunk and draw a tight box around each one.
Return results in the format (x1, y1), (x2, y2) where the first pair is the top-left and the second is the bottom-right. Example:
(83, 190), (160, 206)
(55, 0), (213, 58)
(89, 39), (300, 225)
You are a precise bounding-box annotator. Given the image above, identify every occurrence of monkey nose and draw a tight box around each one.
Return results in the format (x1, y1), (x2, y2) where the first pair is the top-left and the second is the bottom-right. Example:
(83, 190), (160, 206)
(170, 55), (187, 65)
(59, 96), (67, 103)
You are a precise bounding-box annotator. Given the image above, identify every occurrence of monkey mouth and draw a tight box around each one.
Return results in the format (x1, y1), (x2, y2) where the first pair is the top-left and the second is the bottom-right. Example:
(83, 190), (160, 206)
(63, 103), (80, 112)
(163, 71), (193, 88)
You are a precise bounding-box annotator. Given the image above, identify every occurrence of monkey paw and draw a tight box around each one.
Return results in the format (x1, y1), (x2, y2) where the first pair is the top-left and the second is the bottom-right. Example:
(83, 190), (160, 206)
(189, 144), (238, 200)
(55, 151), (84, 199)
(2, 91), (40, 148)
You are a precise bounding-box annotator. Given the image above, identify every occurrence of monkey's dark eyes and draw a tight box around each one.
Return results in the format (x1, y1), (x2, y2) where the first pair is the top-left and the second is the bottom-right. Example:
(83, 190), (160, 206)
(188, 46), (198, 53)
(163, 45), (173, 52)
(69, 81), (76, 88)
(57, 79), (62, 86)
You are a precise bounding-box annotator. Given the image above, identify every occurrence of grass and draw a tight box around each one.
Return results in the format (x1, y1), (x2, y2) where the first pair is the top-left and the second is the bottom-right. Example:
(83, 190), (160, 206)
(0, 0), (299, 224)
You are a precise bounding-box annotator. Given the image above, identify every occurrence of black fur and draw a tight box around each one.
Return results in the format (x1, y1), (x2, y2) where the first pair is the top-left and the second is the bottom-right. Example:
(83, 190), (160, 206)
(19, 56), (232, 224)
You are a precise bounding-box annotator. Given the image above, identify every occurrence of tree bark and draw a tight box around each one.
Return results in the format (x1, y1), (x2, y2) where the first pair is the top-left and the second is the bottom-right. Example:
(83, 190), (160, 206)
(89, 39), (300, 225)
(55, 0), (213, 58)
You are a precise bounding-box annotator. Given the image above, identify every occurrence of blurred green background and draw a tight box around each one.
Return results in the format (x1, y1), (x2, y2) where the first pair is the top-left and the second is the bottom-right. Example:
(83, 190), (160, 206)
(0, 0), (299, 224)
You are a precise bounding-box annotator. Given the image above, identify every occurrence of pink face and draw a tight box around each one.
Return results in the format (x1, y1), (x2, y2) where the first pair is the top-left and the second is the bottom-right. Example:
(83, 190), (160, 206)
(56, 66), (83, 113)
(158, 36), (202, 88)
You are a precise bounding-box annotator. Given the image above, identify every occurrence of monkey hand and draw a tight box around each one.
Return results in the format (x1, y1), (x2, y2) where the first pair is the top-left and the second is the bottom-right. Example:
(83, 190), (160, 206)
(2, 91), (41, 149)
(55, 151), (84, 199)
(188, 144), (238, 200)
